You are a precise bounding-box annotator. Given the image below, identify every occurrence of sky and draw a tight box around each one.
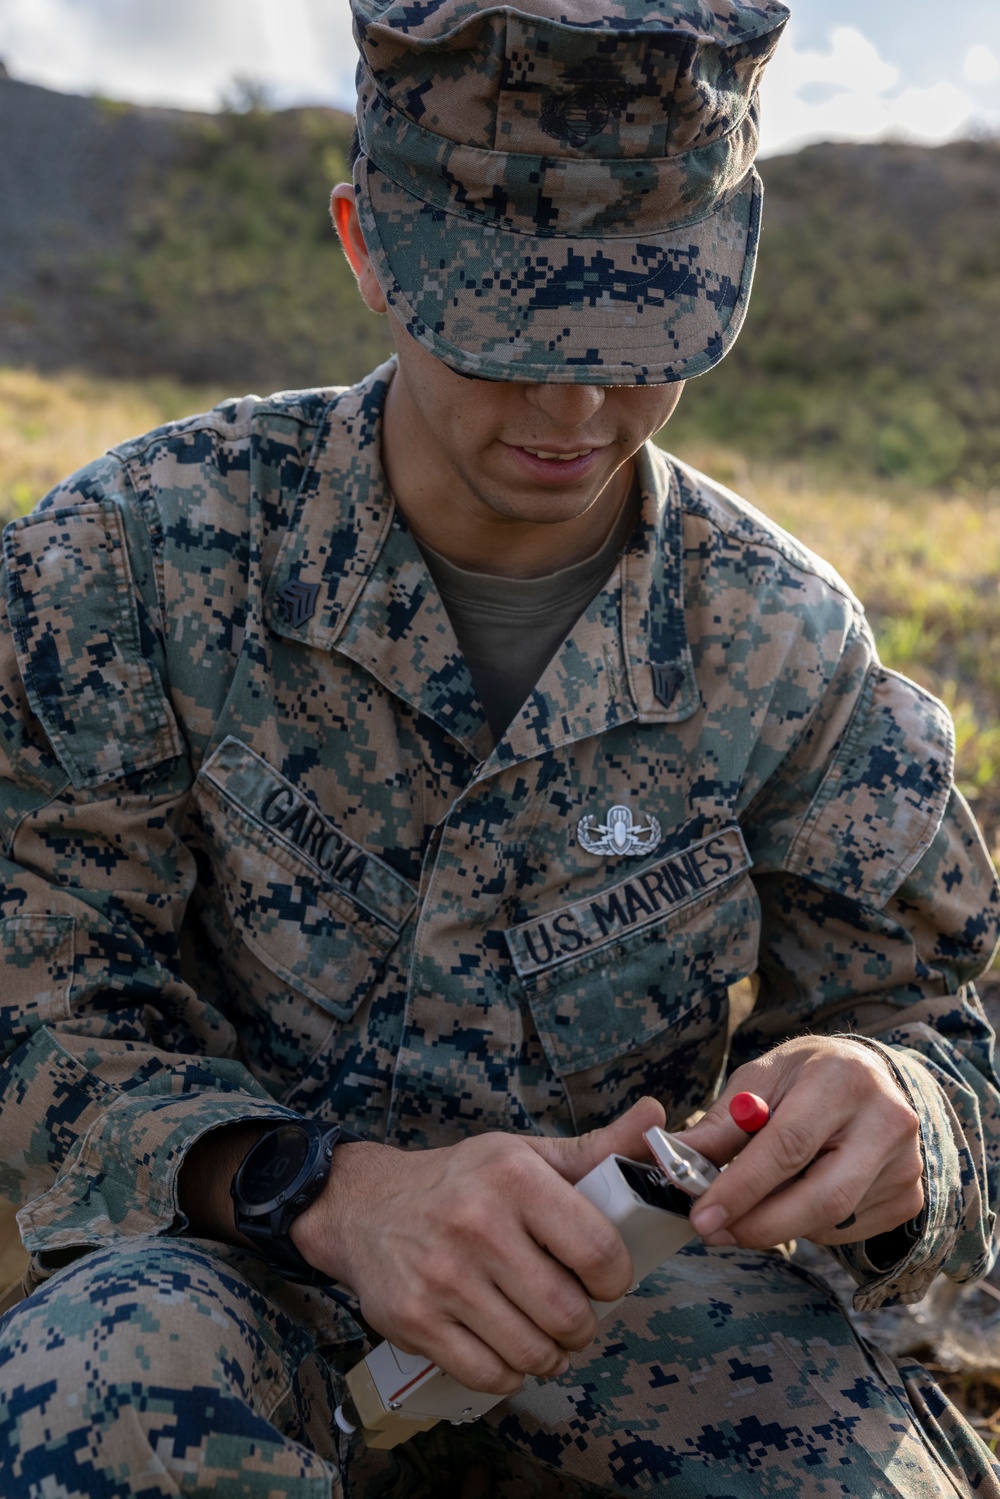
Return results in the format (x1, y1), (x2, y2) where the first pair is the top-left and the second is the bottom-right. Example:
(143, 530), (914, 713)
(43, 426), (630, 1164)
(0, 1), (998, 158)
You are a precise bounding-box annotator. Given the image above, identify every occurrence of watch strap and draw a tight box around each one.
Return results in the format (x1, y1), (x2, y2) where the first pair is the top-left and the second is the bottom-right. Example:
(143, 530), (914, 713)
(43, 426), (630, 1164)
(231, 1120), (360, 1285)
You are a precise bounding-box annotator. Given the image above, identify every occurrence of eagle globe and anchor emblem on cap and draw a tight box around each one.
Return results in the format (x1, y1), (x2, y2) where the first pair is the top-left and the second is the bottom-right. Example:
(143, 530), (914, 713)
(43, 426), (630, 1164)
(577, 804), (662, 858)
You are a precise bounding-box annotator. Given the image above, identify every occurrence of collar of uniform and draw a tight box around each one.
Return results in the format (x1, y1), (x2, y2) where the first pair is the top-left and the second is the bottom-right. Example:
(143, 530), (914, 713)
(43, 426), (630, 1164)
(477, 443), (698, 774)
(264, 359), (492, 759)
(264, 358), (398, 653)
(265, 362), (697, 760)
(335, 506), (494, 759)
(623, 443), (700, 725)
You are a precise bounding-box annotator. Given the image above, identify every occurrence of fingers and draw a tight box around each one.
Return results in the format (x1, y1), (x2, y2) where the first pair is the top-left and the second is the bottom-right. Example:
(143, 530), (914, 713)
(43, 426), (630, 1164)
(692, 1142), (924, 1249)
(417, 1290), (572, 1394)
(548, 1206), (633, 1306)
(498, 1144), (636, 1306)
(680, 1093), (761, 1171)
(692, 1099), (832, 1237)
(392, 1318), (532, 1398)
(379, 1220), (594, 1393)
(492, 1224), (603, 1351)
(803, 1120), (924, 1246)
(366, 1146), (618, 1387)
(685, 1041), (923, 1249)
(353, 1132), (637, 1386)
(360, 1245), (577, 1394)
(433, 1155), (607, 1345)
(459, 1278), (578, 1381)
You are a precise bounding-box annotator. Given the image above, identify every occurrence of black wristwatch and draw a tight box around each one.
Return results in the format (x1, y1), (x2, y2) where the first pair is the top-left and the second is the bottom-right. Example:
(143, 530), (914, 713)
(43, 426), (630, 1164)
(231, 1120), (359, 1285)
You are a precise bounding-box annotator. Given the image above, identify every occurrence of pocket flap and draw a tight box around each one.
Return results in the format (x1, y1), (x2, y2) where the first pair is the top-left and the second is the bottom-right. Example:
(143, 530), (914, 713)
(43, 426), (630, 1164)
(192, 738), (417, 1020)
(506, 827), (756, 1074)
(200, 737), (416, 932)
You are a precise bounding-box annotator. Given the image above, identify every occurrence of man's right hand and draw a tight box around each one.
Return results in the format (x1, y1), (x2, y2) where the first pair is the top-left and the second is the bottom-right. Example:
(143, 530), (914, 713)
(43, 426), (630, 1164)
(289, 1096), (666, 1395)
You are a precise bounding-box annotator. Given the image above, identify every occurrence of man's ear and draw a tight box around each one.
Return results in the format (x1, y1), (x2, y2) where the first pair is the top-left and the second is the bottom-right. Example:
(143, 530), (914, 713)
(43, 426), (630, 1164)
(331, 183), (388, 315)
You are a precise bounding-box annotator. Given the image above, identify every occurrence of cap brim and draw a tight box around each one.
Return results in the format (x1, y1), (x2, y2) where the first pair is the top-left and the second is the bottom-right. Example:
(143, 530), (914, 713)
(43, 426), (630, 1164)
(355, 155), (762, 385)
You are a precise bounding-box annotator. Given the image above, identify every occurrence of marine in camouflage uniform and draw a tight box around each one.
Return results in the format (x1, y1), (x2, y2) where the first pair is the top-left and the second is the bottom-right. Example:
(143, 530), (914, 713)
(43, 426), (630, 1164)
(1, 2), (1000, 1497)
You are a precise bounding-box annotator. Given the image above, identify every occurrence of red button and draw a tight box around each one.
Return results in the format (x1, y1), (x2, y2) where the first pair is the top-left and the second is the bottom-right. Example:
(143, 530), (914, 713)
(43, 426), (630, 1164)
(729, 1092), (770, 1133)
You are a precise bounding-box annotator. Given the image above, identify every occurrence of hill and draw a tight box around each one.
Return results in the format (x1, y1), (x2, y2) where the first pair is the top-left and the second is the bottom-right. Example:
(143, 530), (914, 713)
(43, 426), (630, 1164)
(0, 76), (388, 391)
(1, 74), (999, 486)
(674, 138), (1000, 489)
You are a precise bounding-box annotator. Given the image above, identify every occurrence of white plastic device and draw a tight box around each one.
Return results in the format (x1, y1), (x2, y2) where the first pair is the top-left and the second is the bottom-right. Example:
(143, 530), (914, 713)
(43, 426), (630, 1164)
(338, 1128), (720, 1448)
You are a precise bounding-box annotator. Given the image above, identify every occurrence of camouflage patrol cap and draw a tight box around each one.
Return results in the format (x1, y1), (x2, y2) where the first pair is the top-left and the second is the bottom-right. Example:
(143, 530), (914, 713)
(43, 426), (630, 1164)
(350, 0), (789, 384)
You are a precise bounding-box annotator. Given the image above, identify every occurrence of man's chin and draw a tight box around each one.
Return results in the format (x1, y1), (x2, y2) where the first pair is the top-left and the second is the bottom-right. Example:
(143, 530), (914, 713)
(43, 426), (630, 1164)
(469, 487), (611, 528)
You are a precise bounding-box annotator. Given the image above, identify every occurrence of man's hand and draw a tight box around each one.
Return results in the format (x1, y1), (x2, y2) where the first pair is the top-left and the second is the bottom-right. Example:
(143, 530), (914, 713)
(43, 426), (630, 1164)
(290, 1096), (666, 1395)
(680, 1037), (924, 1250)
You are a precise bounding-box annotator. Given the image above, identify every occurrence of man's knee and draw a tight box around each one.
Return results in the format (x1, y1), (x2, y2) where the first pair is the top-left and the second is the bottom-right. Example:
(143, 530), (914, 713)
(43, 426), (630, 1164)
(2, 1237), (275, 1387)
(0, 1237), (338, 1498)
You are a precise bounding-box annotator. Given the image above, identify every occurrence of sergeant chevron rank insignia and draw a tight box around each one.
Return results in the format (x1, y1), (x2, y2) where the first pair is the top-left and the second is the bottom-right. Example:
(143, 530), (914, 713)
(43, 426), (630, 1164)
(278, 578), (320, 628)
(577, 804), (662, 857)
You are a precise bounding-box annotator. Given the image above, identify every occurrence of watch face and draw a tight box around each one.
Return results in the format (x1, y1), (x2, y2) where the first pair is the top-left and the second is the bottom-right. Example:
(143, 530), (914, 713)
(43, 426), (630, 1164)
(239, 1126), (311, 1206)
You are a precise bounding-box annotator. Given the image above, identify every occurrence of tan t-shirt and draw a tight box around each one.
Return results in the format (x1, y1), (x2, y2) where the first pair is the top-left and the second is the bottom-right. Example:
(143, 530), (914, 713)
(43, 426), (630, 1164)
(418, 488), (639, 741)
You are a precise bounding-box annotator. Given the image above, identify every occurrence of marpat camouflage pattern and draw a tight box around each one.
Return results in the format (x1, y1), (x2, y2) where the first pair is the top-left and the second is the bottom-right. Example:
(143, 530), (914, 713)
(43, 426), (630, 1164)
(351, 0), (791, 382)
(0, 359), (999, 1494)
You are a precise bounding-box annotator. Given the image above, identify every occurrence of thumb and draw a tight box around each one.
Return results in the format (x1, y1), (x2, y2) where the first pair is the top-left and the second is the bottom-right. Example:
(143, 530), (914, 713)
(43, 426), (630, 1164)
(680, 1088), (764, 1169)
(527, 1096), (667, 1185)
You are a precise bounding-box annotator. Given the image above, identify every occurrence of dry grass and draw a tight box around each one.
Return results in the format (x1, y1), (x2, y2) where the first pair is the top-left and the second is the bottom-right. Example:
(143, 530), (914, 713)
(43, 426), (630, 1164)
(0, 366), (230, 517)
(932, 1370), (1000, 1453)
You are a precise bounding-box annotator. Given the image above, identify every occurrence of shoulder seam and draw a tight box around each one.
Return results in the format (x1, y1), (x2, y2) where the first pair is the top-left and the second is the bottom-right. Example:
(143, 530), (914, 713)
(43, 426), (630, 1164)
(111, 395), (336, 469)
(739, 614), (874, 828)
(665, 454), (863, 615)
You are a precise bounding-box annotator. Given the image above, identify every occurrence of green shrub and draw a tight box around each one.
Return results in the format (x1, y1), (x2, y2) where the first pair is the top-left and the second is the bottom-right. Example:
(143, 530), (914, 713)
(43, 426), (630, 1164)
(876, 401), (967, 486)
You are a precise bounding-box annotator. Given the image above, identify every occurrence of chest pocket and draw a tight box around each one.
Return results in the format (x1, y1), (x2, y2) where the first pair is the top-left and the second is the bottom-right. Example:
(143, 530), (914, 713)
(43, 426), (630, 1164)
(189, 738), (416, 1083)
(505, 827), (759, 1130)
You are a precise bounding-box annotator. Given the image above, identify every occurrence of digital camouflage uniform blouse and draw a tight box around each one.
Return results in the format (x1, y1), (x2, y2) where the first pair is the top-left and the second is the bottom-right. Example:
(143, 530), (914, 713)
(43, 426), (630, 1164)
(1, 359), (997, 1321)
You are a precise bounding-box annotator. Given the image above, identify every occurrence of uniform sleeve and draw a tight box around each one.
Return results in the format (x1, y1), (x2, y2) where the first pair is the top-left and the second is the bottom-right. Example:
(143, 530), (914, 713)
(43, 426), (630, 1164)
(0, 460), (297, 1256)
(740, 632), (1000, 1310)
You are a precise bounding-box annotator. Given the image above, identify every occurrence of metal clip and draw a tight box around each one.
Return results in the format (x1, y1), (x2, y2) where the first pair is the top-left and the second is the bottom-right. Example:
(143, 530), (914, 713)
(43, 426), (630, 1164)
(643, 1127), (720, 1199)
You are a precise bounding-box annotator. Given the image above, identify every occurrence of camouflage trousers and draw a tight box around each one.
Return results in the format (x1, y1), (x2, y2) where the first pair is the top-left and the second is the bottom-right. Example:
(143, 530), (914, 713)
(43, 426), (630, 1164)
(0, 1234), (997, 1498)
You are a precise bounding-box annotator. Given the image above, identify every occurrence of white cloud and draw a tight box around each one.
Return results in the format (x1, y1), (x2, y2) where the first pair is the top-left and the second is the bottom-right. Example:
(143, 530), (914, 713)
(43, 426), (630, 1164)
(964, 43), (1000, 85)
(782, 26), (899, 96)
(758, 22), (979, 156)
(0, 0), (358, 111)
(890, 81), (977, 141)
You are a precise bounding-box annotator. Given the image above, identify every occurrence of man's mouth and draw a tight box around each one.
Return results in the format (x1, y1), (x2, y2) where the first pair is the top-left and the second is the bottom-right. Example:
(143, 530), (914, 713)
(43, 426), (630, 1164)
(520, 447), (596, 462)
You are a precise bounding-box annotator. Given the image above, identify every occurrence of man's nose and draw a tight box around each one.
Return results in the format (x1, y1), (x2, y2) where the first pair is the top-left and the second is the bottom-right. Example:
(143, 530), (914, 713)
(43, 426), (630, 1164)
(523, 382), (606, 426)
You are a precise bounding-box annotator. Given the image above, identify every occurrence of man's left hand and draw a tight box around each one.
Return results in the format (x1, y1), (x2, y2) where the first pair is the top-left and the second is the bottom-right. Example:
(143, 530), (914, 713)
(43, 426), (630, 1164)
(679, 1037), (924, 1248)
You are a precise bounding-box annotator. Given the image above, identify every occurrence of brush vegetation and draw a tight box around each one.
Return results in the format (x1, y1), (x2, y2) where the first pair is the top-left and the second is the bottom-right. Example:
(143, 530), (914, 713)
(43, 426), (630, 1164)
(670, 141), (1000, 491)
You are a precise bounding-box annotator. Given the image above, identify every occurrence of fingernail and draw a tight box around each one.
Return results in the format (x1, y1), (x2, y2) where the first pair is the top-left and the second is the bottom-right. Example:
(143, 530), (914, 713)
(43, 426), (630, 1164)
(544, 1356), (570, 1379)
(701, 1230), (737, 1248)
(691, 1205), (729, 1236)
